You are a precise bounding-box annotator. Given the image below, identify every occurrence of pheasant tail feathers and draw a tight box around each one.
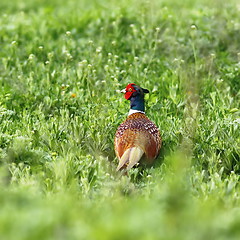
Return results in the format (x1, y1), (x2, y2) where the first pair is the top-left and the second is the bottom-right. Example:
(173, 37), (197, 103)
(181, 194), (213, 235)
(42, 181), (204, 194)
(116, 147), (144, 171)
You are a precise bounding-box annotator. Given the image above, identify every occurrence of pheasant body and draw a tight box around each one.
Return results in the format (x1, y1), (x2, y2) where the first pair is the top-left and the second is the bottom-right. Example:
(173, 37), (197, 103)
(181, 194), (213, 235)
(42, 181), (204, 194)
(115, 83), (162, 171)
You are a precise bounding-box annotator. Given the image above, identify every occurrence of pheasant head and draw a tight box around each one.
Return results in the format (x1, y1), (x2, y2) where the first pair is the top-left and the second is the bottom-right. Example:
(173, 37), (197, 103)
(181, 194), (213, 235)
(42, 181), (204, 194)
(121, 83), (149, 114)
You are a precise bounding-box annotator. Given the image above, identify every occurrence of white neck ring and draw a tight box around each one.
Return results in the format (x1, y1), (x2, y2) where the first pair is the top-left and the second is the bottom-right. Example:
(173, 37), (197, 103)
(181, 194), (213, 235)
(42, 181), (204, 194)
(128, 109), (145, 116)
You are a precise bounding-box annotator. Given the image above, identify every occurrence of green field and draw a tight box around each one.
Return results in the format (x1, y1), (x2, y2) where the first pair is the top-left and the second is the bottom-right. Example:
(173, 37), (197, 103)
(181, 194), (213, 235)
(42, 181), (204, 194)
(0, 0), (240, 239)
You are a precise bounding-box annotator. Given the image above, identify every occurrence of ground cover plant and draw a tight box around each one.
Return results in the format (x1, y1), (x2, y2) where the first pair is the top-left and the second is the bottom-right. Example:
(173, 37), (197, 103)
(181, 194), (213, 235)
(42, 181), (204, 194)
(0, 0), (240, 239)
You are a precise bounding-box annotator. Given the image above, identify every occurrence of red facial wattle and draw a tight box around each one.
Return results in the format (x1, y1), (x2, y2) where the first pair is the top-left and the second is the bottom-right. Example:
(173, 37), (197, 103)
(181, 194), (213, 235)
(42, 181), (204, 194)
(124, 83), (137, 100)
(125, 91), (133, 100)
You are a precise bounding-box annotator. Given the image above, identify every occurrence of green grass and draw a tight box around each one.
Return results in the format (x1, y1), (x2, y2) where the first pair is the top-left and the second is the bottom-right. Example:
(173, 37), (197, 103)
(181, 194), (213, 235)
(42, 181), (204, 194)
(0, 0), (240, 239)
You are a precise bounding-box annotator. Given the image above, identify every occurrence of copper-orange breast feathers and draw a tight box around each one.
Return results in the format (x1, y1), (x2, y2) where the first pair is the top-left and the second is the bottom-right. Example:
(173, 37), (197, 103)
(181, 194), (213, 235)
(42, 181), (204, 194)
(115, 112), (161, 171)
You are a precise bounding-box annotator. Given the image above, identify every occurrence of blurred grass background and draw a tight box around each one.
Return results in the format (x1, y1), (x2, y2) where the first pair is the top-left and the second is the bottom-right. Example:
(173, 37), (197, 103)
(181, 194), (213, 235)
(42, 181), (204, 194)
(0, 0), (240, 239)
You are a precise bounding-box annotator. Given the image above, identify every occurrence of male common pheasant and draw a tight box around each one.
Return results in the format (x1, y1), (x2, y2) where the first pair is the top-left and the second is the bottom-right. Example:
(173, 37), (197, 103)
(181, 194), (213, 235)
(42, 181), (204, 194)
(115, 83), (161, 171)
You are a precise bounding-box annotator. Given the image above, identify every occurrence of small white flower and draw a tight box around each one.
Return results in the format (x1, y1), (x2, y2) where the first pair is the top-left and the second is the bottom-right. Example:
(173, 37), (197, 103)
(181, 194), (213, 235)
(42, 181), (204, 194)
(28, 54), (35, 60)
(155, 27), (160, 32)
(66, 52), (73, 59)
(191, 24), (197, 30)
(217, 78), (223, 83)
(66, 31), (71, 36)
(96, 46), (102, 53)
(48, 52), (54, 59)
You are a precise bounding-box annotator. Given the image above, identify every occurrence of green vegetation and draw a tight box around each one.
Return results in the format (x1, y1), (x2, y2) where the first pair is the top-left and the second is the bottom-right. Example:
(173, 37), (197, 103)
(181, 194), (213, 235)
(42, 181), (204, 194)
(0, 0), (239, 239)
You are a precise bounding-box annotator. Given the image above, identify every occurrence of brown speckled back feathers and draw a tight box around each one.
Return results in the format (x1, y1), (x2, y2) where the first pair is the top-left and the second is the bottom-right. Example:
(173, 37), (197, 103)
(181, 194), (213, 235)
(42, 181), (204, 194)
(115, 112), (161, 170)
